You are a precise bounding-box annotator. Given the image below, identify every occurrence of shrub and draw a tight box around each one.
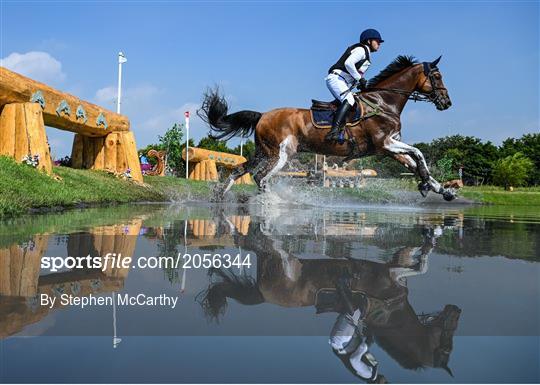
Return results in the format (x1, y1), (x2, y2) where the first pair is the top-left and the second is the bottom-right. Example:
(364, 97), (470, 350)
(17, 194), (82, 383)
(492, 152), (534, 190)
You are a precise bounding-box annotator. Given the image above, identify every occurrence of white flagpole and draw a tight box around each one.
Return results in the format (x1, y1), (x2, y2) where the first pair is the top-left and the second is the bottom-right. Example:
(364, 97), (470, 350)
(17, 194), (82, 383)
(184, 111), (190, 179)
(117, 52), (127, 114)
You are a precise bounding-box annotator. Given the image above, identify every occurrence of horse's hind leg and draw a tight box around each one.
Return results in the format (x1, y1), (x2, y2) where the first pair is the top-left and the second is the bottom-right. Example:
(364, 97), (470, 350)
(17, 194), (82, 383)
(257, 135), (297, 191)
(218, 145), (266, 198)
(221, 164), (249, 196)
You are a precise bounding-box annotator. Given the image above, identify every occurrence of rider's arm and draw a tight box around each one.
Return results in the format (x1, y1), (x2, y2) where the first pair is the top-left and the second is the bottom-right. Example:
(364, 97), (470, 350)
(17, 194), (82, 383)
(344, 47), (367, 81)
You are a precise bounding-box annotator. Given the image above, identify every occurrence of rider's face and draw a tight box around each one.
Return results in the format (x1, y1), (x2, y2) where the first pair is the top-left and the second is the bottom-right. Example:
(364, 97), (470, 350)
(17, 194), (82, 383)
(369, 40), (381, 52)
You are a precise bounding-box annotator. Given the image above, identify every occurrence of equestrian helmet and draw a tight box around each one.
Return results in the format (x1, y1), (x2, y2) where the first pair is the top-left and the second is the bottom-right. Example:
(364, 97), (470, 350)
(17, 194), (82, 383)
(360, 29), (384, 43)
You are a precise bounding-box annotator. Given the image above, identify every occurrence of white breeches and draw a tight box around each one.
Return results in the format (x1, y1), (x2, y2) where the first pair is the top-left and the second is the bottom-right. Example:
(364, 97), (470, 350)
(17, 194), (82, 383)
(329, 310), (376, 380)
(329, 309), (362, 354)
(325, 73), (355, 106)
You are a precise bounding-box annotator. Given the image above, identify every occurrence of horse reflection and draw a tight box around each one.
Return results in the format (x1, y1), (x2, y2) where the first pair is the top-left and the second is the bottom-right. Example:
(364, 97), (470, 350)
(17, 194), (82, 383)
(197, 221), (461, 383)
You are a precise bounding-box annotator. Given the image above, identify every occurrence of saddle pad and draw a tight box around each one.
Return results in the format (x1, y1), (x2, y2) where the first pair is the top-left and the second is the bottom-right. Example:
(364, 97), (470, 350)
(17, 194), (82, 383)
(314, 287), (369, 314)
(310, 102), (364, 129)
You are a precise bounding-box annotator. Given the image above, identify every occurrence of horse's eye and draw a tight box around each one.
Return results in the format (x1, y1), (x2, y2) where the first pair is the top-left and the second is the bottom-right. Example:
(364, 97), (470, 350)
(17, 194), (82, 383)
(434, 73), (442, 80)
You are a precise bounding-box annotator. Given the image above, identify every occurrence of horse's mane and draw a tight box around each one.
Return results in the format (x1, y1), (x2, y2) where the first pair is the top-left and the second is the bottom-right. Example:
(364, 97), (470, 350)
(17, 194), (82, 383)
(368, 55), (418, 87)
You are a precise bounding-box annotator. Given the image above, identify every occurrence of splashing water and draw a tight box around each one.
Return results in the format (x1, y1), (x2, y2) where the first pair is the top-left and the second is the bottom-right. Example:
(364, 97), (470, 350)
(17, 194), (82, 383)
(248, 175), (467, 209)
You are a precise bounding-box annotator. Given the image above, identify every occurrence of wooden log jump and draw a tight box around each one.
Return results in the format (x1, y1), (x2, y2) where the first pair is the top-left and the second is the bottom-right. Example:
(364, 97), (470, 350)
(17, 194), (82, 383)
(182, 147), (254, 185)
(323, 167), (378, 188)
(0, 66), (142, 181)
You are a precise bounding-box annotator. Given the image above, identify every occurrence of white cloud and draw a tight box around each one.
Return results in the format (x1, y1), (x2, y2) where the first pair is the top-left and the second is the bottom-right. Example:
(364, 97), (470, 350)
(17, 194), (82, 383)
(1, 51), (66, 84)
(141, 102), (200, 132)
(94, 86), (117, 105)
(94, 84), (160, 110)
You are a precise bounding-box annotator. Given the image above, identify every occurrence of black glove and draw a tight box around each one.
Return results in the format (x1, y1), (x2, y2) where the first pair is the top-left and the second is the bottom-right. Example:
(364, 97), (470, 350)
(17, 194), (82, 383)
(357, 78), (368, 91)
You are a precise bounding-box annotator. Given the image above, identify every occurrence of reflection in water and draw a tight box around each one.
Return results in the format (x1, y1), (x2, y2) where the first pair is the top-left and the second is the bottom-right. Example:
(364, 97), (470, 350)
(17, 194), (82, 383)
(0, 204), (538, 383)
(197, 214), (462, 383)
(0, 220), (142, 338)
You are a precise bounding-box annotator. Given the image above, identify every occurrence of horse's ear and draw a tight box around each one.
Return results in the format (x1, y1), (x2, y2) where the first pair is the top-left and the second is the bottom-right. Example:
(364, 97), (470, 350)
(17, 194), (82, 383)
(431, 56), (442, 68)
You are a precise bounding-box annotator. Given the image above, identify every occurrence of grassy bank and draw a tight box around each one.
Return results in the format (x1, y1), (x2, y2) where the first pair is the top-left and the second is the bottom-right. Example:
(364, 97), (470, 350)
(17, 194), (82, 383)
(2, 155), (540, 218)
(0, 156), (164, 218)
(0, 156), (256, 218)
(460, 185), (540, 205)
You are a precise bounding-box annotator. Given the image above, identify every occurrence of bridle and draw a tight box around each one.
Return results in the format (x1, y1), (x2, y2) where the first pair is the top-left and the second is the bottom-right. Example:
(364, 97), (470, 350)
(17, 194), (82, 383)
(365, 62), (447, 105)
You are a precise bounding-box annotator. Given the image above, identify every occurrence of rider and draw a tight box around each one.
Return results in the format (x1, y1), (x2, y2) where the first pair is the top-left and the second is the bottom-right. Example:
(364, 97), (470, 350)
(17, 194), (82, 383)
(329, 278), (386, 383)
(325, 29), (384, 142)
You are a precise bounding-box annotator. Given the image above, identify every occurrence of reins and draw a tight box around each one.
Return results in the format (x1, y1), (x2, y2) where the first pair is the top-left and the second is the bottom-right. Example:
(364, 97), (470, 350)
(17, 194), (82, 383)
(339, 63), (446, 159)
(363, 64), (446, 105)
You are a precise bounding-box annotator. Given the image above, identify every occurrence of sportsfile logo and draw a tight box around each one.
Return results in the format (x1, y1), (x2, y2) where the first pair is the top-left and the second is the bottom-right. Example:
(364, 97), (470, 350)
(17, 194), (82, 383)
(40, 252), (252, 272)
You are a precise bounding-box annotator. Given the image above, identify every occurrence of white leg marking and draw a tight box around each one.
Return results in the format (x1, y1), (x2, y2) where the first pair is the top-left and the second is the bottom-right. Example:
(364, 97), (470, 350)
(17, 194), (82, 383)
(429, 176), (442, 192)
(260, 136), (294, 187)
(386, 139), (443, 193)
(223, 176), (235, 194)
(390, 254), (430, 283)
(385, 139), (429, 171)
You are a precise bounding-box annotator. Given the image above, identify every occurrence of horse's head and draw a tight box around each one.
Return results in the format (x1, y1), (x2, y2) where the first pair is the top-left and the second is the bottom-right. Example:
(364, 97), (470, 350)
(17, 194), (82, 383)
(373, 303), (462, 376)
(415, 56), (452, 111)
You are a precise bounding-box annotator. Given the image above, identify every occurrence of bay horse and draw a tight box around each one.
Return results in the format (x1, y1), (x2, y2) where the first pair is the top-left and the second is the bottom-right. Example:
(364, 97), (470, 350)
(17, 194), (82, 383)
(197, 55), (456, 201)
(196, 219), (461, 378)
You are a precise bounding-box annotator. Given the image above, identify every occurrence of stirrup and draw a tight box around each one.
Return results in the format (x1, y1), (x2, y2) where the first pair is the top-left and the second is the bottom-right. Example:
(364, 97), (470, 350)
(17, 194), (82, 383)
(337, 131), (346, 144)
(326, 127), (344, 141)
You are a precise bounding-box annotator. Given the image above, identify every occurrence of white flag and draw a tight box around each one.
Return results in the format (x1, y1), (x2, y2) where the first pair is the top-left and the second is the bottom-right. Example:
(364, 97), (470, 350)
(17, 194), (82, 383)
(118, 52), (127, 64)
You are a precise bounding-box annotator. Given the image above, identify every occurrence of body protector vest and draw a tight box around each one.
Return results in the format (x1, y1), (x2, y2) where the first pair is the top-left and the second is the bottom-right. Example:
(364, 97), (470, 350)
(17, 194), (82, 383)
(329, 44), (371, 79)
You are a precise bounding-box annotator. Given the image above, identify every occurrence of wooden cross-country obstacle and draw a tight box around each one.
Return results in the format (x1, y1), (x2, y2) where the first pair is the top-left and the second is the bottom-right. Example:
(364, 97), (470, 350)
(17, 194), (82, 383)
(324, 167), (378, 188)
(182, 147), (254, 185)
(0, 67), (142, 181)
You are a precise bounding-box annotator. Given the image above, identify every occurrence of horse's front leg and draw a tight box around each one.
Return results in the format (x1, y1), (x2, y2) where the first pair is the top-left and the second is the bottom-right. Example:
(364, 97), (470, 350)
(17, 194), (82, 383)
(385, 139), (456, 201)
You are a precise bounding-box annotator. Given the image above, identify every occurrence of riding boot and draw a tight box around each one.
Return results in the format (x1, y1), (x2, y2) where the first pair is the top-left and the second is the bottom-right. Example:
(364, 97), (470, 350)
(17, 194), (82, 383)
(326, 101), (352, 142)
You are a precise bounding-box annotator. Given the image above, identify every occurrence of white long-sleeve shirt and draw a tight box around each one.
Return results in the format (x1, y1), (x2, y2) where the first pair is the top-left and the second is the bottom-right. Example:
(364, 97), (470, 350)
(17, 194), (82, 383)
(344, 46), (371, 81)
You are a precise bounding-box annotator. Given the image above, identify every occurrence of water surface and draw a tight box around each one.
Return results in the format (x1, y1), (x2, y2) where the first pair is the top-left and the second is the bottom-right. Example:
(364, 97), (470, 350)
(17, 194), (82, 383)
(0, 203), (538, 383)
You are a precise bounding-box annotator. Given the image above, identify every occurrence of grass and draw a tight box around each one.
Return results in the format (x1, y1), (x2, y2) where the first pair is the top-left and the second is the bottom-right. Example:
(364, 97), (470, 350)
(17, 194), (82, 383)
(460, 185), (540, 205)
(0, 156), (167, 218)
(2, 155), (540, 218)
(0, 156), (255, 218)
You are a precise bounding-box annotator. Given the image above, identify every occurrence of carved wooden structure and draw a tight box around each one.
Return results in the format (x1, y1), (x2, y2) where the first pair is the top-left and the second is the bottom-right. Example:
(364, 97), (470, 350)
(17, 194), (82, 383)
(144, 149), (166, 176)
(0, 67), (142, 181)
(182, 147), (253, 185)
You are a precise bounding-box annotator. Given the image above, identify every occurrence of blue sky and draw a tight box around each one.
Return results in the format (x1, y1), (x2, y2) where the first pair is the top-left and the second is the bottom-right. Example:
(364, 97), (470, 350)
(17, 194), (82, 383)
(1, 1), (538, 158)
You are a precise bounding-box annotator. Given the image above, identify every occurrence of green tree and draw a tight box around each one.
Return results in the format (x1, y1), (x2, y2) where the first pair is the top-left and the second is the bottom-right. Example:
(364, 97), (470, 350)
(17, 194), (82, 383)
(231, 140), (256, 160)
(197, 136), (231, 153)
(492, 152), (534, 190)
(414, 135), (498, 185)
(157, 123), (185, 176)
(431, 155), (458, 182)
(499, 133), (540, 185)
(138, 124), (195, 177)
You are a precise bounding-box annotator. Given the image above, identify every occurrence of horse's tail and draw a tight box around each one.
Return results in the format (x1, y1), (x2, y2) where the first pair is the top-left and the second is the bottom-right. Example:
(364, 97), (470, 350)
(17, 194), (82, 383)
(197, 87), (262, 140)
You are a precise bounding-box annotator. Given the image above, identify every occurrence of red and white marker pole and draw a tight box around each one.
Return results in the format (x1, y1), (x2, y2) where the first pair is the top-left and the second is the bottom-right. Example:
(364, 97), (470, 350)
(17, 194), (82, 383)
(184, 111), (190, 179)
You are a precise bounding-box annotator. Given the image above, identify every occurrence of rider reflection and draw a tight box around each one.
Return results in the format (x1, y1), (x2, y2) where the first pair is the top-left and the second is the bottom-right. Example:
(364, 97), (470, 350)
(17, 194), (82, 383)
(327, 280), (385, 383)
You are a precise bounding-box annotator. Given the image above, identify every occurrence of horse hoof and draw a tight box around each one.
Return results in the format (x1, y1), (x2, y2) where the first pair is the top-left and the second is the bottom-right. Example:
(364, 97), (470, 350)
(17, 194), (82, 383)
(418, 182), (430, 197)
(443, 189), (456, 201)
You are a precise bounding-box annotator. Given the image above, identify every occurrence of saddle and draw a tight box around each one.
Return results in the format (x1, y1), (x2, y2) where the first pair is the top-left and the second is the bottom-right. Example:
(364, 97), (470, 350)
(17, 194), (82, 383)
(315, 287), (406, 326)
(310, 98), (364, 129)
